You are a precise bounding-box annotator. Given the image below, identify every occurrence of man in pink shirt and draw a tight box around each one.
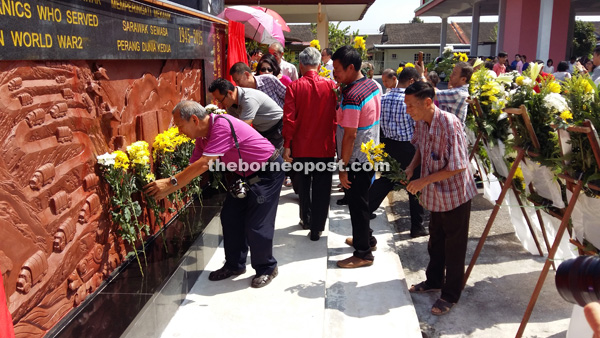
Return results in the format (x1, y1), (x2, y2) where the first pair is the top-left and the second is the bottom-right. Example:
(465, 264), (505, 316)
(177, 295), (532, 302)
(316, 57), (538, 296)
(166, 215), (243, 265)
(493, 51), (508, 76)
(144, 101), (284, 288)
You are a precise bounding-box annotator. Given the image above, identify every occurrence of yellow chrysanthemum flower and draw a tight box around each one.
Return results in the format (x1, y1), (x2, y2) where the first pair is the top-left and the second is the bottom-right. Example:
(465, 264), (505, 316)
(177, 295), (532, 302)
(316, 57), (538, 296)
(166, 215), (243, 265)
(354, 36), (366, 50)
(310, 39), (321, 50)
(547, 81), (561, 93)
(585, 82), (594, 94)
(516, 76), (524, 86)
(396, 66), (404, 75)
(113, 150), (130, 170)
(405, 62), (415, 68)
(459, 53), (468, 62)
(145, 173), (156, 182)
(560, 110), (573, 122)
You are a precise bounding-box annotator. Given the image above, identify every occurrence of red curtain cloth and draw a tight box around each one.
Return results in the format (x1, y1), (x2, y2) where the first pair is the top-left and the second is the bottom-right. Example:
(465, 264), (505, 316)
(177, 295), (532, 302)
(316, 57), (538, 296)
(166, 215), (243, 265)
(226, 20), (248, 84)
(0, 274), (15, 338)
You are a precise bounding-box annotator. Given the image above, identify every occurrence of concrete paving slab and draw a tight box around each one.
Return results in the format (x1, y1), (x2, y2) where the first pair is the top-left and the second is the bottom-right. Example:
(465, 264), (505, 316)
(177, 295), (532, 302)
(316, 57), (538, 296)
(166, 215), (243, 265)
(325, 187), (421, 338)
(161, 188), (328, 338)
(162, 175), (421, 338)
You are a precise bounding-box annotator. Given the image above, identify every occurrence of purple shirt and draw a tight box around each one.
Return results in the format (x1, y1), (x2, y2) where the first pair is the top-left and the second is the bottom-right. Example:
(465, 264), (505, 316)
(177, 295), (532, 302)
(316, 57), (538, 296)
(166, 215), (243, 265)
(190, 114), (275, 176)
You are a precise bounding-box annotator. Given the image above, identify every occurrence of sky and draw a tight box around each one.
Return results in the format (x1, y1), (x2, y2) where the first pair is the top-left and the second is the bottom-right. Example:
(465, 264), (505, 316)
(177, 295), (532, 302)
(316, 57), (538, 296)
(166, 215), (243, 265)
(337, 0), (600, 35)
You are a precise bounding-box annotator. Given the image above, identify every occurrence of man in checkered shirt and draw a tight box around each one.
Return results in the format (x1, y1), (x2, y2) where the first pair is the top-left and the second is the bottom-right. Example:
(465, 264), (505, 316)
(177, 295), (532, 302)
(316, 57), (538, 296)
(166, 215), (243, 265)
(230, 62), (286, 108)
(417, 61), (473, 127)
(368, 67), (427, 238)
(403, 81), (477, 316)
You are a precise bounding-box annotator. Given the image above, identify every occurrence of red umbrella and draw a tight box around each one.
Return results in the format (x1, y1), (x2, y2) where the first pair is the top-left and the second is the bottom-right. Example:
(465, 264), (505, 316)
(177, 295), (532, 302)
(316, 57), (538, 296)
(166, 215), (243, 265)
(252, 6), (290, 32)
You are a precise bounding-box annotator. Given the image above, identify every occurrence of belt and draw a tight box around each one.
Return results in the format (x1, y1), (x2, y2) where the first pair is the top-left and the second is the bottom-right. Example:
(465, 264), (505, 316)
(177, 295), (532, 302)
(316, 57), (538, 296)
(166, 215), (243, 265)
(238, 149), (280, 185)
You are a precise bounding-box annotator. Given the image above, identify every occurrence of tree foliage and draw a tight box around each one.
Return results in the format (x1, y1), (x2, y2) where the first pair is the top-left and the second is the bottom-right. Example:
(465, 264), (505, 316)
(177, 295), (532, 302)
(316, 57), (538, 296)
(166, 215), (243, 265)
(410, 17), (424, 23)
(310, 22), (363, 52)
(573, 20), (596, 58)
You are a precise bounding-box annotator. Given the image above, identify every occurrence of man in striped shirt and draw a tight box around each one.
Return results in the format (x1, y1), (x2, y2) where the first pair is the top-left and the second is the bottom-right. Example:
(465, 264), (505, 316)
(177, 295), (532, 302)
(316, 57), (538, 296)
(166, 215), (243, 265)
(333, 46), (381, 269)
(230, 62), (286, 108)
(404, 81), (477, 316)
(369, 67), (427, 238)
(417, 61), (472, 127)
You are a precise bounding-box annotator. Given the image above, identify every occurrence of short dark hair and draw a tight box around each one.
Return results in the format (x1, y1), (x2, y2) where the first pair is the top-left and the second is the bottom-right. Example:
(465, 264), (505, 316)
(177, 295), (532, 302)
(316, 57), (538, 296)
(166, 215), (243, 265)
(427, 71), (440, 86)
(570, 55), (577, 61)
(405, 81), (435, 101)
(547, 59), (553, 66)
(484, 61), (494, 70)
(322, 48), (333, 57)
(594, 46), (600, 56)
(498, 51), (508, 58)
(522, 54), (527, 60)
(208, 78), (235, 95)
(257, 54), (281, 76)
(229, 62), (251, 75)
(557, 61), (569, 72)
(382, 68), (397, 79)
(398, 67), (420, 84)
(331, 45), (362, 72)
(515, 54), (521, 58)
(250, 49), (262, 57)
(455, 61), (474, 82)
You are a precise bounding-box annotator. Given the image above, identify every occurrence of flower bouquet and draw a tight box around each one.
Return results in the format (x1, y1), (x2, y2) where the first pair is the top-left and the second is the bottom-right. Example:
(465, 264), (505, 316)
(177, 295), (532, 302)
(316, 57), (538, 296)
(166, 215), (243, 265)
(360, 140), (409, 190)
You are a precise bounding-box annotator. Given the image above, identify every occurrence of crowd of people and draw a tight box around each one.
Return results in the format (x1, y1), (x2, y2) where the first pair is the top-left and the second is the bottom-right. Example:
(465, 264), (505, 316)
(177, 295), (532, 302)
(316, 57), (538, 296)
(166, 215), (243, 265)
(486, 48), (600, 85)
(144, 41), (515, 317)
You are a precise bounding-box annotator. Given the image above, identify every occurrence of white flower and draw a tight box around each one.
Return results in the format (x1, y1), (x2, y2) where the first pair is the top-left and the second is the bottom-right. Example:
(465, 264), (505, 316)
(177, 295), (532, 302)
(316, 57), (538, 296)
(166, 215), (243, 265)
(97, 152), (117, 166)
(473, 58), (484, 69)
(544, 92), (569, 112)
(522, 78), (533, 86)
(205, 104), (219, 113)
(443, 45), (454, 54)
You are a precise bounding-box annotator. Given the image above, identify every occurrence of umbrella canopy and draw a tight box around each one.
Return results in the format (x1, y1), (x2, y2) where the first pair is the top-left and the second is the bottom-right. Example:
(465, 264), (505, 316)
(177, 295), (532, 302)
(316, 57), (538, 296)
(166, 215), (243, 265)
(219, 6), (285, 45)
(251, 6), (290, 32)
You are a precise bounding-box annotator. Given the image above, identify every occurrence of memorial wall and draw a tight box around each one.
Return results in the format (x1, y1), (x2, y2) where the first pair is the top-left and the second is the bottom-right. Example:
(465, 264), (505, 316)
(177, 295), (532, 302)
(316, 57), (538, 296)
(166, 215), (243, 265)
(0, 0), (226, 336)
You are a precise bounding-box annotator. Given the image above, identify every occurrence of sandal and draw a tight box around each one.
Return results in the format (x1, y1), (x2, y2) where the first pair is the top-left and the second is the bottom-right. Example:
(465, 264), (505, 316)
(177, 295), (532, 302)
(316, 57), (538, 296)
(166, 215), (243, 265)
(251, 267), (278, 288)
(208, 265), (246, 281)
(409, 281), (441, 293)
(431, 298), (455, 316)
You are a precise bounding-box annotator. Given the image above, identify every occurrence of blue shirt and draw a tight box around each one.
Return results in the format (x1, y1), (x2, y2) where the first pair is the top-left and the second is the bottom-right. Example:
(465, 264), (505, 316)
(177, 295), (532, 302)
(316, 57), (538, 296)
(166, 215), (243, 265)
(380, 88), (414, 142)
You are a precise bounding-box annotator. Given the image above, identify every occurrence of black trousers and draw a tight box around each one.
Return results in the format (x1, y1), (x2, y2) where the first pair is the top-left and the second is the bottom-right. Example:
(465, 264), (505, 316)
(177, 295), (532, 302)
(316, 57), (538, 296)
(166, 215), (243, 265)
(346, 167), (375, 261)
(425, 199), (472, 304)
(368, 138), (424, 230)
(220, 157), (285, 275)
(294, 157), (334, 233)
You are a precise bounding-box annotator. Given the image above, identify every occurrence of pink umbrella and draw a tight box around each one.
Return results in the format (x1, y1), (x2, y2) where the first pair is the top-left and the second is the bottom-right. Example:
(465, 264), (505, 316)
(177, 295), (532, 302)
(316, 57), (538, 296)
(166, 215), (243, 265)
(219, 6), (285, 45)
(252, 6), (290, 32)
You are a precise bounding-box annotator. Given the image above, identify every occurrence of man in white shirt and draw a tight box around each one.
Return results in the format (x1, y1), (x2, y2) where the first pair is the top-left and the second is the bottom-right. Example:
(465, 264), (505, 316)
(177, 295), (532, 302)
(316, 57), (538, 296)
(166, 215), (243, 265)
(269, 41), (299, 81)
(321, 48), (334, 78)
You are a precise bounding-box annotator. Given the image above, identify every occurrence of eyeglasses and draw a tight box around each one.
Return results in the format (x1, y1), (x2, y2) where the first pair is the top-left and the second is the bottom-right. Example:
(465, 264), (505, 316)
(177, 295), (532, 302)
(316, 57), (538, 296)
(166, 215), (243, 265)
(215, 94), (226, 103)
(260, 67), (273, 73)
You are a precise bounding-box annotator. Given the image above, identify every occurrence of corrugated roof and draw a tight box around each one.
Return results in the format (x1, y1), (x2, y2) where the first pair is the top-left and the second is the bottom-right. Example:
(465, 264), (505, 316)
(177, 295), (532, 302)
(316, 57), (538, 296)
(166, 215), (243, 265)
(380, 22), (498, 45)
(285, 25), (315, 43)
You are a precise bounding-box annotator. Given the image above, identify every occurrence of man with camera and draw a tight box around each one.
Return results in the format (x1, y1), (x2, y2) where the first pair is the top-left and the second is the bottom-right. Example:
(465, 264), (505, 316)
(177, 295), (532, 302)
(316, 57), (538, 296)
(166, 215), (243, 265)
(144, 100), (284, 288)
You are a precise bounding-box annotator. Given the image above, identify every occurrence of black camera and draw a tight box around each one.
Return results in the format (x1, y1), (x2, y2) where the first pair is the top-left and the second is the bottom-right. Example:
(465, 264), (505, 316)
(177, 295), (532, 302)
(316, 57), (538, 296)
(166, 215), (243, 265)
(556, 255), (600, 307)
(229, 179), (249, 199)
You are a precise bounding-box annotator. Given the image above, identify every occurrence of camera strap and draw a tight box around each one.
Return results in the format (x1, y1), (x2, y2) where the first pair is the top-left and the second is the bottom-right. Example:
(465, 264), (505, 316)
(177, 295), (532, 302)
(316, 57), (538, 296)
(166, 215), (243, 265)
(212, 114), (246, 179)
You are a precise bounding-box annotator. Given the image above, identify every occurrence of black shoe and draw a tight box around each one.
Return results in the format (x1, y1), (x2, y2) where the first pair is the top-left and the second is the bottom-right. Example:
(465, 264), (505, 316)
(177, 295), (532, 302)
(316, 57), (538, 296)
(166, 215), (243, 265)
(336, 198), (348, 206)
(370, 213), (376, 220)
(309, 231), (323, 241)
(410, 227), (429, 238)
(299, 220), (309, 230)
(251, 267), (278, 288)
(208, 265), (246, 281)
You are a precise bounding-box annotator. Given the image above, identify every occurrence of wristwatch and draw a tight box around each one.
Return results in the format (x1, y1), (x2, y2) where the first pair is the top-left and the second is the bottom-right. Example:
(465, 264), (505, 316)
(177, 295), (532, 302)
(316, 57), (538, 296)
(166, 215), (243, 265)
(170, 176), (178, 186)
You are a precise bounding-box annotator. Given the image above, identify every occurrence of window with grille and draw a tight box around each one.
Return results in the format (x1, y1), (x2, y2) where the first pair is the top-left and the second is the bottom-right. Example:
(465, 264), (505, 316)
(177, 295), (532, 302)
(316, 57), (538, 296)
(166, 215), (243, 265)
(391, 53), (397, 60)
(414, 53), (432, 63)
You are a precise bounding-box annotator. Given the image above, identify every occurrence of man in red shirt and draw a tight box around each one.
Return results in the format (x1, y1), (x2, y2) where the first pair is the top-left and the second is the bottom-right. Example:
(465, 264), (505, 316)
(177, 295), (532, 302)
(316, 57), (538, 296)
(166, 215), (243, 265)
(283, 47), (337, 241)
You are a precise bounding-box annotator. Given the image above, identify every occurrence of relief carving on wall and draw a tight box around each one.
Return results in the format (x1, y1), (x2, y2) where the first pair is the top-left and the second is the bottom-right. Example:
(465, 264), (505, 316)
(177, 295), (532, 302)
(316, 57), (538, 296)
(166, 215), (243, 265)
(0, 58), (204, 337)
